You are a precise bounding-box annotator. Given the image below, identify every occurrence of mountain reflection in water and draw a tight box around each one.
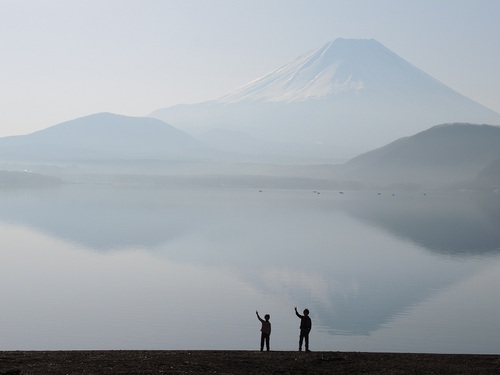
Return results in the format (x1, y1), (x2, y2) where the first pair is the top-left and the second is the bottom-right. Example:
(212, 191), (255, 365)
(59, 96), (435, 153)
(336, 191), (500, 257)
(0, 186), (499, 352)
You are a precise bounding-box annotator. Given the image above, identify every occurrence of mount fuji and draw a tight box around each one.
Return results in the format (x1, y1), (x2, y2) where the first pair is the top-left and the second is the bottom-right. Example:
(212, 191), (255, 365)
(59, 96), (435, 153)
(151, 38), (500, 160)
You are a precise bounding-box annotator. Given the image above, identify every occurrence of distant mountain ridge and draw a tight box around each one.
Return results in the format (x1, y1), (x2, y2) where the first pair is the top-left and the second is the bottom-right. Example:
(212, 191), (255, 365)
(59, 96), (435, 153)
(0, 170), (62, 187)
(151, 38), (500, 159)
(341, 123), (500, 188)
(1, 113), (499, 189)
(0, 112), (215, 161)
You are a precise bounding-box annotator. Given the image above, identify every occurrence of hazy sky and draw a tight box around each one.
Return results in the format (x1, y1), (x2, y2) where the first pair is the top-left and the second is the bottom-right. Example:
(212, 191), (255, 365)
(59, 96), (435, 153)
(1, 0), (499, 137)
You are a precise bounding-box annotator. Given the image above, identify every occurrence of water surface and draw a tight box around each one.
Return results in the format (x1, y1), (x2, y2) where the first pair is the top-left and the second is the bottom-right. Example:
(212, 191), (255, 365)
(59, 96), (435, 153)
(1, 186), (499, 353)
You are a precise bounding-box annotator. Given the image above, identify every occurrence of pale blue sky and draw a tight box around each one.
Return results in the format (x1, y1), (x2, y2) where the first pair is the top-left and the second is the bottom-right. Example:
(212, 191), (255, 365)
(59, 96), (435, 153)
(1, 0), (499, 136)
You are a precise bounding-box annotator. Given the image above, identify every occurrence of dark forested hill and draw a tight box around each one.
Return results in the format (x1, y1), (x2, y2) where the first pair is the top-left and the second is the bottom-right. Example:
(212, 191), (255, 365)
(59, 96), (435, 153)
(341, 123), (500, 188)
(473, 158), (500, 189)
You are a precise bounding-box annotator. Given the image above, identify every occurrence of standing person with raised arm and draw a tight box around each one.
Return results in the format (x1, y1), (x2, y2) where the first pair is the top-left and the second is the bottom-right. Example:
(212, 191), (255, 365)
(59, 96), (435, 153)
(256, 310), (271, 351)
(294, 306), (312, 352)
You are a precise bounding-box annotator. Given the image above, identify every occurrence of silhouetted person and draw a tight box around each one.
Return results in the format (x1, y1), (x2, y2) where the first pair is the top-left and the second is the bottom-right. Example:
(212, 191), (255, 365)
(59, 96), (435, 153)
(294, 306), (311, 351)
(256, 310), (271, 351)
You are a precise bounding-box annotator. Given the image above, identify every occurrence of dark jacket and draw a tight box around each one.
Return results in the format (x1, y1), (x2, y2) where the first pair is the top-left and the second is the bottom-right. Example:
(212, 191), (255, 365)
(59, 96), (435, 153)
(295, 310), (312, 331)
(257, 314), (271, 334)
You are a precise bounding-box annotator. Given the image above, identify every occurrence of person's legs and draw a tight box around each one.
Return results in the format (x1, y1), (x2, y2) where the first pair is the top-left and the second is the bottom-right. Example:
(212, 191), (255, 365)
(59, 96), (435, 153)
(304, 332), (309, 351)
(299, 331), (304, 351)
(265, 333), (270, 351)
(260, 333), (265, 351)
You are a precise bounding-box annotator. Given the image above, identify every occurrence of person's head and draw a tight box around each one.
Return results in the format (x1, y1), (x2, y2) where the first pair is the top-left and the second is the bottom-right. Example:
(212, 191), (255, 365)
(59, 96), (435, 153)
(303, 309), (309, 316)
(264, 314), (270, 321)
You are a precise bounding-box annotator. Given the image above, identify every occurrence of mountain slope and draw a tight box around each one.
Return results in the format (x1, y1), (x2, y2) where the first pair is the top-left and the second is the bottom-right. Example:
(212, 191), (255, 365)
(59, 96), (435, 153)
(151, 39), (500, 160)
(217, 38), (453, 103)
(0, 112), (214, 161)
(341, 123), (500, 187)
(474, 158), (500, 189)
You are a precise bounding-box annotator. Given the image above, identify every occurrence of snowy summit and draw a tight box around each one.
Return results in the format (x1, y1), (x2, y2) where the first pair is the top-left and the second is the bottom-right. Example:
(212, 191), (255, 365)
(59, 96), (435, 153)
(216, 38), (440, 103)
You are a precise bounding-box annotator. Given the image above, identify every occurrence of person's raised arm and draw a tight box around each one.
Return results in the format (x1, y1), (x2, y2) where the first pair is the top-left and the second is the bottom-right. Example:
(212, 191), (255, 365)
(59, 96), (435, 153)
(294, 306), (302, 318)
(256, 310), (263, 322)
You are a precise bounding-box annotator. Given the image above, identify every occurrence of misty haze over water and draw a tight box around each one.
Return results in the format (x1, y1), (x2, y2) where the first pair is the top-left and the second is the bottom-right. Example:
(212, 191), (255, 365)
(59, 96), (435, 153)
(1, 185), (499, 353)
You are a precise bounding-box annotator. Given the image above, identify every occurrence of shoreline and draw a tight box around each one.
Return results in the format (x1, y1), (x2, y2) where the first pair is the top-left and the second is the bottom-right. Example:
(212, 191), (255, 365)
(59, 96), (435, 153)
(1, 350), (499, 374)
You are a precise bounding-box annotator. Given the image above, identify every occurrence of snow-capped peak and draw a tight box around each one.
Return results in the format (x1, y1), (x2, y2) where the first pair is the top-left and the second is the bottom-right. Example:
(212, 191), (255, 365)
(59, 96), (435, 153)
(216, 38), (436, 103)
(216, 39), (376, 103)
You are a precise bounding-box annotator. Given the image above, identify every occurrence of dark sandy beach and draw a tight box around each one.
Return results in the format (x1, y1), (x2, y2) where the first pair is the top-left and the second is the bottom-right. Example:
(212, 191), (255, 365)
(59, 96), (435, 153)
(1, 350), (499, 374)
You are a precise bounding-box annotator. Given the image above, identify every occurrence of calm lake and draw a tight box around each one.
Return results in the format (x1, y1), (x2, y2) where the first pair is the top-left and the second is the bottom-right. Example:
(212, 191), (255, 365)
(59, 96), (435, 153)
(1, 185), (499, 353)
